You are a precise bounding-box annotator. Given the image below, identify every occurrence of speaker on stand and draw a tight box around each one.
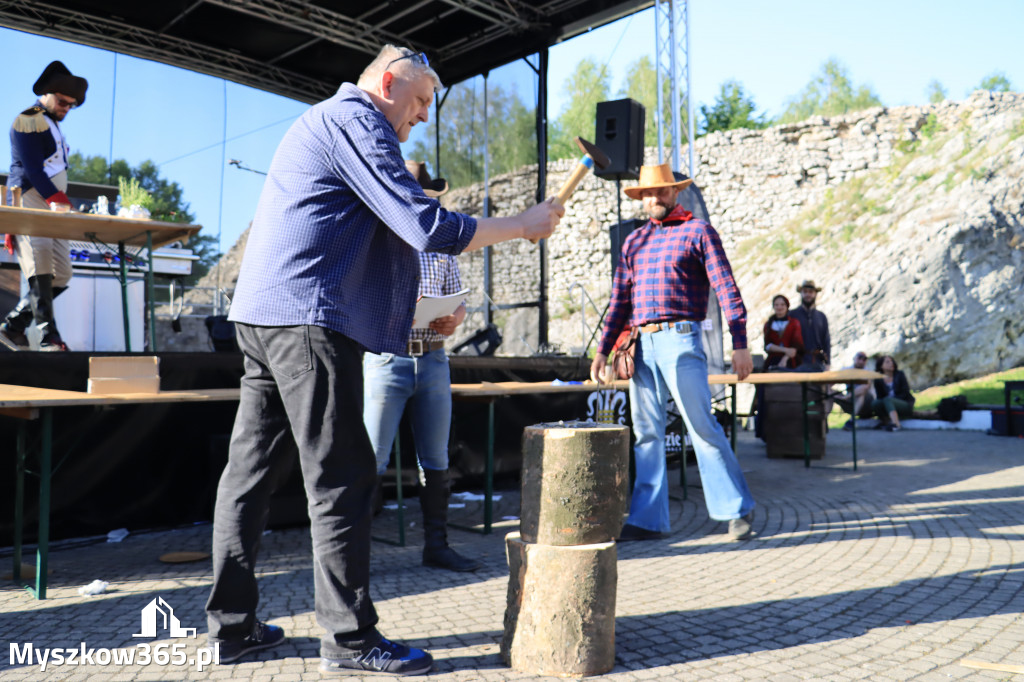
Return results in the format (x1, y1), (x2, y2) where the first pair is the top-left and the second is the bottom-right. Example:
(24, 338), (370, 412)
(594, 98), (646, 238)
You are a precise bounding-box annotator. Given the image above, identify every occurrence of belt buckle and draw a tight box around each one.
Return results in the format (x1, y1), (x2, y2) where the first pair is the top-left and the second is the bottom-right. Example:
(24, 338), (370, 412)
(673, 321), (692, 334)
(408, 339), (424, 357)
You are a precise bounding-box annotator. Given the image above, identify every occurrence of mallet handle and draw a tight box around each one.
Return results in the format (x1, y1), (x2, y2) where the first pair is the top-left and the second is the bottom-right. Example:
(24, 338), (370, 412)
(554, 155), (594, 206)
(528, 155), (594, 244)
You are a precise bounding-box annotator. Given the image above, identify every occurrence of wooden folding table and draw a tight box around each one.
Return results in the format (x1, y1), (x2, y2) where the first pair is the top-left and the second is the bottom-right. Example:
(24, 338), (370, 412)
(0, 206), (201, 351)
(1, 383), (238, 599)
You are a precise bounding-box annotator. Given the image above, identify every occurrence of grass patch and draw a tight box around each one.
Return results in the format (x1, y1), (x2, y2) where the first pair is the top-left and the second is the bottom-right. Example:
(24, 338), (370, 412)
(920, 113), (942, 139)
(914, 366), (1024, 411)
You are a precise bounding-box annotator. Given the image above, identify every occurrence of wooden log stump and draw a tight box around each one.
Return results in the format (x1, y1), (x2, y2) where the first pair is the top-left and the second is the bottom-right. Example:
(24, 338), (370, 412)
(519, 421), (629, 546)
(501, 532), (617, 676)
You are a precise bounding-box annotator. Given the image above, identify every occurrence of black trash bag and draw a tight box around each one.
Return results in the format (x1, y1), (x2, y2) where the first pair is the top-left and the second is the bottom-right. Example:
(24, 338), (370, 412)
(937, 395), (967, 422)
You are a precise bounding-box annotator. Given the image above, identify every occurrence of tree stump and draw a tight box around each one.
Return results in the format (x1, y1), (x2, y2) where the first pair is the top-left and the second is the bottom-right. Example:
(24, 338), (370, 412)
(501, 532), (617, 676)
(519, 421), (629, 545)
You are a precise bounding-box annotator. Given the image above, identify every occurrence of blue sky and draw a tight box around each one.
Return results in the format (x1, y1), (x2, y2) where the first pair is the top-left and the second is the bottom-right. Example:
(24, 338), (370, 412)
(2, 0), (1021, 255)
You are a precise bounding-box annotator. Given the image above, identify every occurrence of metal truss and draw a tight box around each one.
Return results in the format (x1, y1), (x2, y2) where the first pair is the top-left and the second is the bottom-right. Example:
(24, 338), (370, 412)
(654, 0), (695, 177)
(0, 0), (333, 103)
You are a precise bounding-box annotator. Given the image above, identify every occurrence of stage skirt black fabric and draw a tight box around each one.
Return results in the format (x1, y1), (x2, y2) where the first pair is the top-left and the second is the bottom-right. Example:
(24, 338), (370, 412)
(0, 353), (603, 545)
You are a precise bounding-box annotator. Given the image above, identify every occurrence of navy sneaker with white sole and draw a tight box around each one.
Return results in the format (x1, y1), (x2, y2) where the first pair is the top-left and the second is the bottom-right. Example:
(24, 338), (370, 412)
(320, 638), (433, 676)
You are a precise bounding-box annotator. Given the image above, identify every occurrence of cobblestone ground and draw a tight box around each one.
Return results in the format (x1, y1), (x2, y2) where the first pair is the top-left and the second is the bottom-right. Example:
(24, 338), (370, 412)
(2, 429), (1023, 681)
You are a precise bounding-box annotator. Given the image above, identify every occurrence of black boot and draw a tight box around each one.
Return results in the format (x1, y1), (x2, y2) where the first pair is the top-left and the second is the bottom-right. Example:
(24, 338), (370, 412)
(28, 275), (68, 351)
(0, 295), (33, 350)
(420, 469), (481, 572)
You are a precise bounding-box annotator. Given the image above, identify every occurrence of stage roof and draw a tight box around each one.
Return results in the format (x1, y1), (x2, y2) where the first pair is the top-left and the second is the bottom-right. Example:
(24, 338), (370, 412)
(2, 0), (652, 103)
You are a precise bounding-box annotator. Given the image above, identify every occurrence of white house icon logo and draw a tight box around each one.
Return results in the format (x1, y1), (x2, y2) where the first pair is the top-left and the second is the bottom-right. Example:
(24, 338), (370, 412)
(133, 597), (197, 638)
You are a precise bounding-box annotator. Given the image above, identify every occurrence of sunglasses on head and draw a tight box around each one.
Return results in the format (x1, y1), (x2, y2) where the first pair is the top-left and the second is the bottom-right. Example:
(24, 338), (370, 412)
(385, 52), (429, 71)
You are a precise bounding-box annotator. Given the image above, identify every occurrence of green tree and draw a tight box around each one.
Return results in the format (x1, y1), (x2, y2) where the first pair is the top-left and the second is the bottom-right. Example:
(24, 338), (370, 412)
(926, 80), (948, 103)
(699, 80), (768, 134)
(67, 153), (195, 224)
(550, 57), (611, 160)
(621, 55), (664, 148)
(779, 58), (883, 123)
(410, 80), (535, 189)
(616, 55), (696, 153)
(975, 72), (1012, 93)
(66, 153), (216, 284)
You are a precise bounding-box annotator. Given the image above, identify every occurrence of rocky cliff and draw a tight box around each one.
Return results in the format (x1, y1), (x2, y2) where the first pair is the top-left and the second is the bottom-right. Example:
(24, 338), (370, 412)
(162, 91), (1024, 388)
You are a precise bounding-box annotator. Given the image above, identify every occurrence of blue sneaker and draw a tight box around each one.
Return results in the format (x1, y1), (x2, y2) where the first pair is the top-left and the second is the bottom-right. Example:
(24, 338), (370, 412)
(211, 621), (285, 663)
(320, 638), (433, 676)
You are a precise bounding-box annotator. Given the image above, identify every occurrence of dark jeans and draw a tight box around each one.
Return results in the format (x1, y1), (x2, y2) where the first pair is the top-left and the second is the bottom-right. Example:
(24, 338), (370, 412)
(872, 396), (912, 422)
(206, 324), (381, 658)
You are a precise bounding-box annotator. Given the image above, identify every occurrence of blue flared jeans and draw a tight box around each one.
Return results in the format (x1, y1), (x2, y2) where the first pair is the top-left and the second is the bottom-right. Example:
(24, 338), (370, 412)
(628, 325), (755, 532)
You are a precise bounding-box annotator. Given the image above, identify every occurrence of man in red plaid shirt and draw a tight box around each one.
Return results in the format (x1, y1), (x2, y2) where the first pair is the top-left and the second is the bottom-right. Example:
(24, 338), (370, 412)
(591, 163), (756, 542)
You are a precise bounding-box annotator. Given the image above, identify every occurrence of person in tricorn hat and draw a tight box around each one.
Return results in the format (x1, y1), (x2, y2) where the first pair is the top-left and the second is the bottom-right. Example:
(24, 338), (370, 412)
(591, 163), (757, 542)
(0, 60), (88, 351)
(789, 279), (831, 370)
(362, 160), (480, 574)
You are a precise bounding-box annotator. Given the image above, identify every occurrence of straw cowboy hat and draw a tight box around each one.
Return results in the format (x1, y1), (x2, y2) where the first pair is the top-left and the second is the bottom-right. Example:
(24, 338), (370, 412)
(623, 163), (694, 200)
(796, 279), (822, 292)
(33, 61), (88, 105)
(405, 160), (448, 197)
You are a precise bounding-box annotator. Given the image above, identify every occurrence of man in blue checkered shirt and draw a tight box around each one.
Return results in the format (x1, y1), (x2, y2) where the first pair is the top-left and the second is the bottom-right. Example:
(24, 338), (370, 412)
(591, 163), (756, 544)
(205, 45), (562, 677)
(363, 161), (480, 574)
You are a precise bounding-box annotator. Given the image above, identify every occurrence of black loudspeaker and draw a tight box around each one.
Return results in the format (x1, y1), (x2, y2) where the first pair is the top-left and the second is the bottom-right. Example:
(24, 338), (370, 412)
(594, 98), (645, 180)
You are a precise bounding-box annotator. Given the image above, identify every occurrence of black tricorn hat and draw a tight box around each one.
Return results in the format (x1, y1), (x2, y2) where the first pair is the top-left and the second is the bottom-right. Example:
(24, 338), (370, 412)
(405, 160), (448, 197)
(33, 61), (88, 106)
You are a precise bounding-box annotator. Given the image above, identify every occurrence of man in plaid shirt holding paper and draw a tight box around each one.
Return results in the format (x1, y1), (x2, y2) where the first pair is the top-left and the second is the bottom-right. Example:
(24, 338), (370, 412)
(591, 163), (756, 542)
(363, 161), (480, 573)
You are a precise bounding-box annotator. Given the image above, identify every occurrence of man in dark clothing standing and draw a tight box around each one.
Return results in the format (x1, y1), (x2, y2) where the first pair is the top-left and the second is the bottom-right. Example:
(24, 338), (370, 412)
(790, 279), (830, 371)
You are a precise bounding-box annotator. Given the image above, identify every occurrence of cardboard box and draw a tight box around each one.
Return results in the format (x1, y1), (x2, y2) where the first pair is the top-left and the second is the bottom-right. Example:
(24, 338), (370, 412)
(87, 356), (160, 394)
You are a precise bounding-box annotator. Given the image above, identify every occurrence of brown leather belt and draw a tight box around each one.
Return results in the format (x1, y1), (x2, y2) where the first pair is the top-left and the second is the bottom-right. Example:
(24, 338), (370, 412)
(407, 339), (446, 356)
(639, 319), (698, 334)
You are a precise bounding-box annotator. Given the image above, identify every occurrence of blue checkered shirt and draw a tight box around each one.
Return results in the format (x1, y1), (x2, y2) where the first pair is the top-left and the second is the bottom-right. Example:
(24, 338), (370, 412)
(411, 252), (464, 343)
(229, 83), (477, 354)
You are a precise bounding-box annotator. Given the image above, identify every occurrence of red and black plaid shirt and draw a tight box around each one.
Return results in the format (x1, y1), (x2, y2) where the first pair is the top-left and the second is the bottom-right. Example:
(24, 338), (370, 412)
(598, 205), (747, 356)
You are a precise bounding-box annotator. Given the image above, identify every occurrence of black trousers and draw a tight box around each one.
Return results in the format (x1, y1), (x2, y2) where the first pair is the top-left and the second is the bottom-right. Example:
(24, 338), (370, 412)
(206, 323), (381, 657)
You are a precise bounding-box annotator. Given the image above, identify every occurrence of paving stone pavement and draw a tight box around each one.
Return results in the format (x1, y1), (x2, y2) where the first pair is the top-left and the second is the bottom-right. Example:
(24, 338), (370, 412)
(2, 429), (1023, 680)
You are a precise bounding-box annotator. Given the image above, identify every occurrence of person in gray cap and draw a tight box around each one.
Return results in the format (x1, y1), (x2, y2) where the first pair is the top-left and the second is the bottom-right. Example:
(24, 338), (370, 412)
(1, 60), (88, 351)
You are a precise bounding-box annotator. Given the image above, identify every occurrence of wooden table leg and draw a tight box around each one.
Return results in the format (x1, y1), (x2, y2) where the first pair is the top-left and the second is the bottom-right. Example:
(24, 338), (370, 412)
(849, 382), (858, 471)
(30, 407), (53, 599)
(13, 421), (27, 581)
(484, 400), (494, 534)
(802, 383), (811, 468)
(118, 242), (131, 352)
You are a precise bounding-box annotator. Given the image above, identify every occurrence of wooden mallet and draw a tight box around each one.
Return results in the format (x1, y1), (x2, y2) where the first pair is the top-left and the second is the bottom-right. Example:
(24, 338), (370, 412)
(530, 136), (611, 243)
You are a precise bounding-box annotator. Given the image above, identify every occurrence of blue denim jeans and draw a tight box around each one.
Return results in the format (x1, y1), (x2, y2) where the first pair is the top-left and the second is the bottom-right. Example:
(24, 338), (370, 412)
(628, 325), (755, 532)
(363, 348), (452, 475)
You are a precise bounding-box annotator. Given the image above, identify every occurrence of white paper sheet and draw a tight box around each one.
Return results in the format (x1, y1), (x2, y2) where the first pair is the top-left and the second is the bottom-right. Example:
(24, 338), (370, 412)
(412, 288), (470, 329)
